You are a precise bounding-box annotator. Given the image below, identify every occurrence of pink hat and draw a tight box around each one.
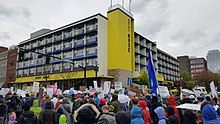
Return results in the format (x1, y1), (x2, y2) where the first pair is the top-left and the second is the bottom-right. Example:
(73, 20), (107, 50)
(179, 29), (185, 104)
(99, 98), (106, 105)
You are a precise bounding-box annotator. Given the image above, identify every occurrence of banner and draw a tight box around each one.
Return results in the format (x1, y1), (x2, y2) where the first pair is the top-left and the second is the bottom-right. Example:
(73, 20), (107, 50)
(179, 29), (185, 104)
(33, 82), (40, 93)
(210, 81), (218, 98)
(115, 82), (122, 91)
(104, 81), (111, 94)
(93, 81), (98, 90)
(158, 86), (170, 98)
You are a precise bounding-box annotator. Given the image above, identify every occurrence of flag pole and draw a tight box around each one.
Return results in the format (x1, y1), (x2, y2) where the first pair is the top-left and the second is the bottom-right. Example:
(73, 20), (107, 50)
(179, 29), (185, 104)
(110, 0), (112, 7)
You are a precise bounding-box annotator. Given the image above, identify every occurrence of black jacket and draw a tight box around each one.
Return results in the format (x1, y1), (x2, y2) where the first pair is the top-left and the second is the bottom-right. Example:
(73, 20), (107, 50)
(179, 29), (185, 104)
(38, 109), (56, 124)
(17, 111), (38, 124)
(183, 110), (196, 124)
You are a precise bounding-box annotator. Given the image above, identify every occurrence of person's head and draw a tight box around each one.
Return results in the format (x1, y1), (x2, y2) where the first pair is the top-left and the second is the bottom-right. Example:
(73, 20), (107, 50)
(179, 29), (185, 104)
(62, 98), (69, 104)
(6, 92), (13, 98)
(89, 98), (96, 105)
(45, 95), (50, 101)
(25, 93), (30, 98)
(102, 105), (109, 113)
(45, 101), (52, 109)
(131, 98), (139, 106)
(23, 103), (30, 111)
(58, 94), (64, 100)
(30, 93), (35, 98)
(99, 98), (106, 106)
(206, 96), (211, 102)
(94, 92), (98, 97)
(200, 100), (210, 111)
(166, 106), (174, 116)
(212, 97), (218, 105)
(52, 94), (57, 98)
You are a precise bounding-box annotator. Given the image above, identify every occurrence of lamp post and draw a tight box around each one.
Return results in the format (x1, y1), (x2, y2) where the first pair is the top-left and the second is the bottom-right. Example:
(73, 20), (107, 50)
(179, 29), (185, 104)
(77, 64), (87, 88)
(93, 63), (99, 82)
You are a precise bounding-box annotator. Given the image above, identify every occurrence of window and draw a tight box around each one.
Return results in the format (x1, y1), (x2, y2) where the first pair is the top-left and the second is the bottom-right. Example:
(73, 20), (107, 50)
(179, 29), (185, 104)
(30, 59), (35, 65)
(75, 26), (84, 35)
(55, 33), (62, 41)
(86, 58), (97, 66)
(37, 58), (43, 64)
(75, 38), (84, 46)
(64, 30), (72, 38)
(63, 40), (72, 48)
(38, 39), (44, 46)
(53, 64), (60, 71)
(63, 63), (71, 69)
(23, 69), (28, 74)
(86, 22), (97, 31)
(37, 67), (43, 73)
(45, 46), (52, 53)
(86, 34), (97, 43)
(32, 41), (38, 48)
(46, 36), (53, 44)
(86, 46), (97, 54)
(18, 70), (23, 75)
(63, 51), (72, 58)
(54, 43), (62, 51)
(38, 48), (44, 54)
(30, 68), (35, 73)
(24, 61), (29, 67)
(75, 60), (84, 67)
(74, 49), (84, 56)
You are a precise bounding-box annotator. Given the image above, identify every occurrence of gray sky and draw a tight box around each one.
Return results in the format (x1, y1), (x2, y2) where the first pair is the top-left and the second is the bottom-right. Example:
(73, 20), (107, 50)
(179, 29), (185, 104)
(0, 0), (220, 58)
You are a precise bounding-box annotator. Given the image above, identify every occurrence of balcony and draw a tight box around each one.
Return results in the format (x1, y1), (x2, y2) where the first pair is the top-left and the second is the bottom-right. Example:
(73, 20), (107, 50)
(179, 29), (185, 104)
(75, 28), (84, 36)
(86, 24), (98, 32)
(54, 35), (62, 42)
(86, 36), (97, 45)
(64, 32), (72, 40)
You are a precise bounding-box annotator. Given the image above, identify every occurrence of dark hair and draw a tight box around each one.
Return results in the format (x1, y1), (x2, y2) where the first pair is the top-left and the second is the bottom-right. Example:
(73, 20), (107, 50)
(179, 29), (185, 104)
(45, 101), (52, 109)
(206, 96), (211, 101)
(131, 98), (139, 105)
(200, 100), (209, 111)
(23, 103), (30, 111)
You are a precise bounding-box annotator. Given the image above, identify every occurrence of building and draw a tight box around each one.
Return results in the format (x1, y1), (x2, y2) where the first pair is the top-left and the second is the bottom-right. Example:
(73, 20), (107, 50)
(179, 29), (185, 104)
(15, 4), (179, 89)
(157, 49), (179, 82)
(5, 46), (18, 86)
(190, 57), (207, 78)
(206, 50), (220, 73)
(177, 56), (191, 73)
(0, 47), (8, 87)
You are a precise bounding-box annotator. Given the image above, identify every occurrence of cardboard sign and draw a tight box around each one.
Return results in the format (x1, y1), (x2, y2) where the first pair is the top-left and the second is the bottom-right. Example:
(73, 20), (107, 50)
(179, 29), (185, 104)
(115, 82), (122, 91)
(128, 87), (141, 98)
(33, 82), (40, 93)
(93, 81), (98, 90)
(104, 81), (111, 94)
(158, 86), (170, 98)
(210, 81), (218, 98)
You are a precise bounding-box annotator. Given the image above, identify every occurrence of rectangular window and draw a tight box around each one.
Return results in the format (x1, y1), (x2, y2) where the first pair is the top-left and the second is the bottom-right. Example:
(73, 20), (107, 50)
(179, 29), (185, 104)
(86, 58), (97, 66)
(45, 46), (52, 53)
(46, 36), (53, 44)
(86, 46), (97, 54)
(75, 27), (84, 35)
(63, 63), (71, 69)
(54, 43), (62, 51)
(38, 39), (44, 46)
(75, 38), (84, 46)
(75, 60), (84, 67)
(53, 64), (60, 71)
(86, 35), (97, 43)
(30, 68), (35, 73)
(18, 70), (23, 75)
(24, 61), (29, 67)
(64, 30), (72, 38)
(32, 41), (38, 48)
(86, 23), (97, 31)
(37, 67), (43, 73)
(30, 59), (35, 65)
(63, 41), (72, 48)
(54, 33), (62, 41)
(74, 49), (84, 56)
(23, 69), (28, 74)
(63, 51), (72, 58)
(37, 58), (43, 64)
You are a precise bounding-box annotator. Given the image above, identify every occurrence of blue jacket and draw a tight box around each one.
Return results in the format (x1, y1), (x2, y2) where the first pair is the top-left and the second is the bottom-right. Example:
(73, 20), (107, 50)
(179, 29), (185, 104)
(131, 106), (144, 124)
(202, 104), (220, 124)
(154, 107), (166, 124)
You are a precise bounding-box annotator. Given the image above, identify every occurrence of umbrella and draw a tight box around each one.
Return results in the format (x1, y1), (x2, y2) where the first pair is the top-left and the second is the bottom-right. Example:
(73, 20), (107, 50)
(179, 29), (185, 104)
(176, 103), (201, 111)
(63, 90), (78, 95)
(182, 89), (194, 94)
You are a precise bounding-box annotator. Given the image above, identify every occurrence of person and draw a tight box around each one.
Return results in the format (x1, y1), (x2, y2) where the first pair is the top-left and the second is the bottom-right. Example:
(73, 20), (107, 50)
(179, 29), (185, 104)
(97, 105), (117, 124)
(110, 94), (121, 114)
(154, 106), (166, 124)
(0, 99), (7, 124)
(17, 103), (38, 124)
(166, 106), (179, 124)
(41, 95), (54, 109)
(73, 101), (100, 124)
(54, 94), (64, 111)
(30, 99), (42, 117)
(139, 98), (151, 124)
(56, 98), (72, 124)
(94, 92), (100, 107)
(130, 98), (144, 124)
(201, 100), (220, 124)
(115, 111), (131, 124)
(50, 94), (58, 108)
(38, 101), (56, 124)
(150, 96), (161, 124)
(25, 93), (36, 107)
(167, 96), (180, 123)
(183, 107), (196, 124)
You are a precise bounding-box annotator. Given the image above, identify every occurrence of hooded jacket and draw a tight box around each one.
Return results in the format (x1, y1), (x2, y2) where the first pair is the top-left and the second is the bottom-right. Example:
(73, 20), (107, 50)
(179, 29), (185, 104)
(111, 94), (121, 113)
(154, 107), (166, 124)
(131, 106), (144, 124)
(139, 100), (151, 124)
(166, 106), (178, 124)
(167, 96), (180, 123)
(17, 111), (38, 124)
(97, 111), (117, 124)
(30, 100), (42, 117)
(202, 104), (220, 124)
(116, 111), (131, 124)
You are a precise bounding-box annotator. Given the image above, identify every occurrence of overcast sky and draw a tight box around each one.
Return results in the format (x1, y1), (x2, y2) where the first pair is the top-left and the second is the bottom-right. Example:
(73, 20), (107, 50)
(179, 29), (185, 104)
(0, 0), (220, 58)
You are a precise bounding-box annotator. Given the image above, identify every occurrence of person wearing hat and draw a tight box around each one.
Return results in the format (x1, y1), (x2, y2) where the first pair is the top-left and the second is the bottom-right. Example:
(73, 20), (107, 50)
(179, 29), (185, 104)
(17, 103), (38, 124)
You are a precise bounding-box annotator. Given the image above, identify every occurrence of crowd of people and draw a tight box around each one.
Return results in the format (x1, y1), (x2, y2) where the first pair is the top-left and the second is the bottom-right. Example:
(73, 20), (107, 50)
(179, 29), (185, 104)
(0, 89), (220, 124)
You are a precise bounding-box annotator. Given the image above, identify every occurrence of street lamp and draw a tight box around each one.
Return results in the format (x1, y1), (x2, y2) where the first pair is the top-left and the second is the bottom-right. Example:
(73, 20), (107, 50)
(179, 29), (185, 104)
(93, 63), (99, 82)
(75, 62), (87, 88)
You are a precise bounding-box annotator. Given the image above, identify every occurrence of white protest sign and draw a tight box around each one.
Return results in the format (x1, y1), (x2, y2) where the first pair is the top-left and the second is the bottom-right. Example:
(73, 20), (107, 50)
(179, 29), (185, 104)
(158, 86), (170, 98)
(128, 91), (136, 96)
(0, 88), (9, 97)
(110, 89), (115, 94)
(16, 89), (26, 97)
(93, 81), (98, 90)
(210, 81), (218, 98)
(104, 81), (111, 94)
(97, 87), (104, 99)
(32, 82), (40, 93)
(46, 88), (53, 97)
(115, 82), (122, 91)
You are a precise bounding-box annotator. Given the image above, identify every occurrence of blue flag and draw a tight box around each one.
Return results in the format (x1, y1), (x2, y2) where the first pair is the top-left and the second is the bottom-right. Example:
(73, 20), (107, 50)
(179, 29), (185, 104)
(147, 48), (159, 95)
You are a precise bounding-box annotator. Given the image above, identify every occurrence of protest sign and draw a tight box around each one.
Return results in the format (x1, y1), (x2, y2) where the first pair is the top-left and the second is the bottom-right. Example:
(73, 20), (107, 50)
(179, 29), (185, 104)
(46, 88), (53, 97)
(93, 81), (98, 90)
(27, 86), (33, 93)
(128, 87), (141, 98)
(158, 86), (170, 98)
(33, 82), (40, 93)
(104, 81), (111, 94)
(115, 82), (122, 91)
(210, 81), (218, 98)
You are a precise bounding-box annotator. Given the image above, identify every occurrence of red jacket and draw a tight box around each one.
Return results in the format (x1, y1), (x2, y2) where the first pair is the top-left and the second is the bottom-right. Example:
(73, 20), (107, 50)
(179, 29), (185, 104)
(167, 96), (180, 124)
(139, 100), (151, 124)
